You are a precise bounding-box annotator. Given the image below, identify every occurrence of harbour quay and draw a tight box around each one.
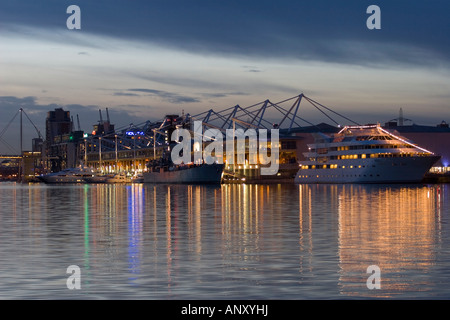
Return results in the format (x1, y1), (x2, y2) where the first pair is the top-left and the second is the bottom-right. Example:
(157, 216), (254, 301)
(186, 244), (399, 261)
(2, 94), (450, 183)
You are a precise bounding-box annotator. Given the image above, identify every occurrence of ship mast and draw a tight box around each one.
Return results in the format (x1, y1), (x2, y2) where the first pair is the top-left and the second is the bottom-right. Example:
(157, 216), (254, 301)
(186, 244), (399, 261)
(19, 108), (23, 182)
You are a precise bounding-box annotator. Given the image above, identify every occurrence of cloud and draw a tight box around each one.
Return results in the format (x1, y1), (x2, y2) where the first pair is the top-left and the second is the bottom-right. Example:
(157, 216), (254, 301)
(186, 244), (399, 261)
(1, 1), (449, 68)
(0, 96), (37, 106)
(201, 92), (249, 99)
(113, 92), (140, 97)
(242, 66), (263, 73)
(126, 88), (201, 104)
(116, 88), (251, 107)
(1, 0), (449, 153)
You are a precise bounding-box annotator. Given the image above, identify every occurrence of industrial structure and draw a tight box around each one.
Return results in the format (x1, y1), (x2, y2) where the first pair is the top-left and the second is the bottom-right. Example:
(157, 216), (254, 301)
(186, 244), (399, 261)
(1, 94), (449, 183)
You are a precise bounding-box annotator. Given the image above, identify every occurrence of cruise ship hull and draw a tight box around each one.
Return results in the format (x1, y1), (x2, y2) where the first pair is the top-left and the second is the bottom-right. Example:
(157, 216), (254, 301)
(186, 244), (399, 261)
(295, 155), (440, 184)
(143, 163), (224, 184)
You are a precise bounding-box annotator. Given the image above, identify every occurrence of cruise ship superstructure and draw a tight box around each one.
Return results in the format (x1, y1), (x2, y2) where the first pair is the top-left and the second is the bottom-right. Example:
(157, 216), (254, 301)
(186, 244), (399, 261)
(295, 124), (440, 183)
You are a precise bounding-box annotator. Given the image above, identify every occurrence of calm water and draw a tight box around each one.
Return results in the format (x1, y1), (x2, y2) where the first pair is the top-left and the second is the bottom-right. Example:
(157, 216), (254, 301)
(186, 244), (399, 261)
(0, 181), (449, 299)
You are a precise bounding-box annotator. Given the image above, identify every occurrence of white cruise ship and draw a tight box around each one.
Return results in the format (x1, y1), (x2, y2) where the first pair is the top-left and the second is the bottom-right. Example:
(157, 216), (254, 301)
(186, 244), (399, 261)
(294, 124), (440, 184)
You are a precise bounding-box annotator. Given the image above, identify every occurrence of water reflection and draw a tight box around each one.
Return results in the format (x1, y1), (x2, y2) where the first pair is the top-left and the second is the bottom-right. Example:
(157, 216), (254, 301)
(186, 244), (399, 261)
(127, 185), (144, 280)
(0, 182), (448, 299)
(53, 183), (450, 298)
(83, 185), (90, 275)
(335, 184), (443, 298)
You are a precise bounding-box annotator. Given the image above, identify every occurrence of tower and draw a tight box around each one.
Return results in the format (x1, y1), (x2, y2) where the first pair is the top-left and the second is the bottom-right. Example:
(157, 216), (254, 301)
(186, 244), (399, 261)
(399, 108), (404, 126)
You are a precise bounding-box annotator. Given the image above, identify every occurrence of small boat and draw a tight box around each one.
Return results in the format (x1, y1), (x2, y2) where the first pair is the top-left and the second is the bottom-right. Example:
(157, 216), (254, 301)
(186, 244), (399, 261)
(105, 172), (132, 183)
(83, 174), (108, 183)
(38, 166), (97, 184)
(131, 173), (144, 183)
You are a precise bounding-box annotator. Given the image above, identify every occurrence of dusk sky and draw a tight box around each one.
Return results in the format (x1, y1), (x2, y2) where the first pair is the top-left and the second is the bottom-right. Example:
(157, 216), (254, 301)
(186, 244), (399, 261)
(1, 0), (449, 153)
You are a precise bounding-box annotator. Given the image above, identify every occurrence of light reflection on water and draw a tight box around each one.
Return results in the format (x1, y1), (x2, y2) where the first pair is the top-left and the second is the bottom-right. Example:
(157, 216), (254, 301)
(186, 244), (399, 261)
(0, 182), (449, 299)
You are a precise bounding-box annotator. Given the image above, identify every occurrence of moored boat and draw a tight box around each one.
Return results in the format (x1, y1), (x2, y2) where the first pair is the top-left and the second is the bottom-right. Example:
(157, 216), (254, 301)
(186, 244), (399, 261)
(131, 173), (144, 183)
(105, 172), (132, 183)
(143, 163), (224, 184)
(295, 124), (440, 184)
(38, 166), (97, 184)
(83, 174), (108, 183)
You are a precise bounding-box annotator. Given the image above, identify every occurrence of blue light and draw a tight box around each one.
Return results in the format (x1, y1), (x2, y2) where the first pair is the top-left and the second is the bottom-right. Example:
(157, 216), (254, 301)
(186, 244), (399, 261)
(126, 131), (144, 136)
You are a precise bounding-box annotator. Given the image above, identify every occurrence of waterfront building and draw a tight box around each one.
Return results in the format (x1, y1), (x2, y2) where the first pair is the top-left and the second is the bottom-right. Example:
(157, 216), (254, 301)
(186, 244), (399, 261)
(386, 121), (450, 173)
(39, 97), (449, 181)
(45, 108), (72, 172)
(0, 156), (20, 180)
(22, 151), (44, 181)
